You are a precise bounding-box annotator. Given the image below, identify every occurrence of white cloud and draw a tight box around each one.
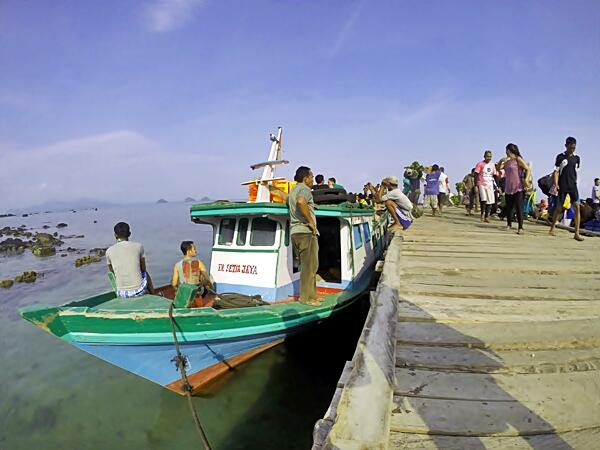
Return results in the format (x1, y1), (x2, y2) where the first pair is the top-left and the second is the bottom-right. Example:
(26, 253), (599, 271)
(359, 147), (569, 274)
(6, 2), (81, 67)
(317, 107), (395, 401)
(328, 1), (364, 58)
(144, 0), (207, 33)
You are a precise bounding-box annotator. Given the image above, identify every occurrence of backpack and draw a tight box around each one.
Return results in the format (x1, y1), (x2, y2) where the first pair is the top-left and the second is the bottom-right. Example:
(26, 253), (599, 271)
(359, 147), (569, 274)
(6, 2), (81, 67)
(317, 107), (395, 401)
(213, 293), (269, 309)
(537, 173), (554, 196)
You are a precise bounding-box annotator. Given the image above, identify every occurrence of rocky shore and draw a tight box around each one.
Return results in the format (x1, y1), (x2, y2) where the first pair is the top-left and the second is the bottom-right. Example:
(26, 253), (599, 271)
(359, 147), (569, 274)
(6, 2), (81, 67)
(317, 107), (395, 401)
(0, 224), (108, 289)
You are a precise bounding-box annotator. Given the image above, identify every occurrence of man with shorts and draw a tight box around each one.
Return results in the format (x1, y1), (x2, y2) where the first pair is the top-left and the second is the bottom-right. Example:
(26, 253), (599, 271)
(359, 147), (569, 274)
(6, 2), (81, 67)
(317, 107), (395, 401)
(475, 150), (497, 223)
(106, 222), (154, 298)
(368, 176), (413, 232)
(423, 165), (441, 216)
(437, 167), (450, 213)
(549, 137), (584, 241)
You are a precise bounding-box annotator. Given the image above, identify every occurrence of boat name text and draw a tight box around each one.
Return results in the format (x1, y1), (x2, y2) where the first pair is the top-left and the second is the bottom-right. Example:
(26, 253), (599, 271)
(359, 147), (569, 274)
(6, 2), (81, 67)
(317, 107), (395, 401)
(217, 263), (258, 275)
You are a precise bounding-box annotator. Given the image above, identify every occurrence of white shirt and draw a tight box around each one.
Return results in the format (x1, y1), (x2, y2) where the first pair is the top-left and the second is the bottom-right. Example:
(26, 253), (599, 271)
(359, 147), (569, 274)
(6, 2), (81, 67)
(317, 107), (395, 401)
(593, 185), (600, 204)
(382, 187), (413, 212)
(438, 172), (449, 194)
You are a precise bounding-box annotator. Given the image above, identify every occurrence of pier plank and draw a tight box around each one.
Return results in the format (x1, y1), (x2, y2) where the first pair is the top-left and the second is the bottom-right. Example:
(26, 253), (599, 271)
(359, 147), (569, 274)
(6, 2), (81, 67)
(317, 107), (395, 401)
(396, 345), (600, 373)
(394, 368), (600, 403)
(398, 297), (600, 322)
(388, 428), (600, 449)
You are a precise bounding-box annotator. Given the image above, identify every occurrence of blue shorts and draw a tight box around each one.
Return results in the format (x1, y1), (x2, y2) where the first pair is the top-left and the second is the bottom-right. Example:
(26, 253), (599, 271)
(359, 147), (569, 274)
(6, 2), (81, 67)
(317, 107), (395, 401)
(117, 272), (148, 298)
(395, 207), (413, 230)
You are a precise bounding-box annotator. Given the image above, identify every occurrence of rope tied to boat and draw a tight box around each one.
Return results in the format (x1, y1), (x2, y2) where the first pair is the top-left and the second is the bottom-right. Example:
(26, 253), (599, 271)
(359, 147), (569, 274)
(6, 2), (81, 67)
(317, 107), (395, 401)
(168, 302), (213, 450)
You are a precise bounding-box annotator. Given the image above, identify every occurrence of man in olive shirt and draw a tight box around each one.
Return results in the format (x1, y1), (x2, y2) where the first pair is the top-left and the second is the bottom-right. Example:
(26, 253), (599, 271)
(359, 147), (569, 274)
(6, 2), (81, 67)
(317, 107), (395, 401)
(288, 166), (320, 306)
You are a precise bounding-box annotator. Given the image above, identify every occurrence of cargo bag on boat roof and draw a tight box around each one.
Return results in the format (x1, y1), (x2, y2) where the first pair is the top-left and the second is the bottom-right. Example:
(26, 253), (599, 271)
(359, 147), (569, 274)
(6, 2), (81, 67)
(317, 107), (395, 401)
(312, 188), (348, 205)
(213, 293), (269, 309)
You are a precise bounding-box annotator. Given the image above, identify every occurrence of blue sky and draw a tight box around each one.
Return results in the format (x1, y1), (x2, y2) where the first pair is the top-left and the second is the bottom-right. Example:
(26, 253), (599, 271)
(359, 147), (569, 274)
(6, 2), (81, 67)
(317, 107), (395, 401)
(1, 0), (599, 210)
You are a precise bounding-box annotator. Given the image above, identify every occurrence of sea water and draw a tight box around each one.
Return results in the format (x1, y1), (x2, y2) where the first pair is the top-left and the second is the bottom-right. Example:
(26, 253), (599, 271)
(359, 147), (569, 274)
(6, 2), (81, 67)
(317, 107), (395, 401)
(0, 202), (367, 450)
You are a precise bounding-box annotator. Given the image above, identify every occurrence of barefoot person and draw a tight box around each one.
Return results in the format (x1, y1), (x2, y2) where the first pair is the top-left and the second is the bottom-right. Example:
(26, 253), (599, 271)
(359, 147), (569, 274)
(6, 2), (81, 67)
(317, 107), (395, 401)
(288, 166), (321, 306)
(475, 150), (497, 223)
(496, 143), (531, 234)
(106, 222), (154, 297)
(549, 137), (584, 241)
(367, 176), (414, 233)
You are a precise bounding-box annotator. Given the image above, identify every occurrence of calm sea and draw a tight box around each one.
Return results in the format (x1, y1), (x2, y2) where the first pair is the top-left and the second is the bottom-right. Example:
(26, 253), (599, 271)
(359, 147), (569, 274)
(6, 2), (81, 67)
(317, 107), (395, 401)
(0, 202), (367, 450)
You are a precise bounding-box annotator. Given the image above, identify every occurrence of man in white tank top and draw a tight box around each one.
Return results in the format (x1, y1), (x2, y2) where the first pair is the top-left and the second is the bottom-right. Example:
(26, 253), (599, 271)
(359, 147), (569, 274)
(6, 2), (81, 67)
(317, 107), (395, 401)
(106, 222), (154, 297)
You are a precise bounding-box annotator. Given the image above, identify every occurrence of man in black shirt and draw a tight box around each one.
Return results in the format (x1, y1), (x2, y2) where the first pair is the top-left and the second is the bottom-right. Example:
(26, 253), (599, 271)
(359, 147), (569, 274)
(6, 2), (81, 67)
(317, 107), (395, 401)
(312, 174), (327, 190)
(549, 136), (584, 241)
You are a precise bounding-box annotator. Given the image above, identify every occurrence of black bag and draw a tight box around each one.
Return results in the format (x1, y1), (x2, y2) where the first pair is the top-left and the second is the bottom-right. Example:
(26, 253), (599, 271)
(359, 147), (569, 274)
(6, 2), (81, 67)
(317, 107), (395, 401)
(213, 293), (269, 309)
(312, 188), (348, 205)
(538, 173), (554, 196)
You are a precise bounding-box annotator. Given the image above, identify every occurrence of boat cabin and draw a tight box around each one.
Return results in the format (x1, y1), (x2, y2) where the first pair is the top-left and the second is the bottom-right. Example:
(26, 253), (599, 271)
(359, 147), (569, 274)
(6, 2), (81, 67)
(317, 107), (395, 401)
(191, 202), (384, 302)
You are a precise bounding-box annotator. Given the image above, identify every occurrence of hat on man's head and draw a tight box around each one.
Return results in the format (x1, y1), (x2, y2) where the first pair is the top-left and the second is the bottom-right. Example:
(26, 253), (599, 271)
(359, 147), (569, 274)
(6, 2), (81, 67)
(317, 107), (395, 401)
(383, 176), (399, 186)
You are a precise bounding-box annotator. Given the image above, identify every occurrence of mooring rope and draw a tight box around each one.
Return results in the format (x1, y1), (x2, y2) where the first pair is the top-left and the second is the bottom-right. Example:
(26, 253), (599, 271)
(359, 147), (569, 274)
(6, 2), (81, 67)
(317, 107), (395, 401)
(168, 302), (213, 450)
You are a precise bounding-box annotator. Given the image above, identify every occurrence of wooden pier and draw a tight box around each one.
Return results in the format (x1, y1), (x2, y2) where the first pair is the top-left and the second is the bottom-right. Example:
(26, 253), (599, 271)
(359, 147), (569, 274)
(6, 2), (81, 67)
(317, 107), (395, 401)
(313, 207), (600, 449)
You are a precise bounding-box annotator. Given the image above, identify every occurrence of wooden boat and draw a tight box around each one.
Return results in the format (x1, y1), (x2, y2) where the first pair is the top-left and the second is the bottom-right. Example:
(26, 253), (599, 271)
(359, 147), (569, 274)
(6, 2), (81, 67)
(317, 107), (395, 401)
(20, 128), (389, 395)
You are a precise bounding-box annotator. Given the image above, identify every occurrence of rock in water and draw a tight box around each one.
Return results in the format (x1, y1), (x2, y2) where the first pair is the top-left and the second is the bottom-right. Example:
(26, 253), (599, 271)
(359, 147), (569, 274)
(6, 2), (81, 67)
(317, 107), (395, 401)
(0, 279), (14, 289)
(32, 246), (56, 257)
(35, 233), (63, 246)
(56, 223), (68, 228)
(89, 247), (107, 257)
(75, 255), (102, 267)
(0, 238), (27, 255)
(156, 199), (168, 204)
(15, 271), (37, 283)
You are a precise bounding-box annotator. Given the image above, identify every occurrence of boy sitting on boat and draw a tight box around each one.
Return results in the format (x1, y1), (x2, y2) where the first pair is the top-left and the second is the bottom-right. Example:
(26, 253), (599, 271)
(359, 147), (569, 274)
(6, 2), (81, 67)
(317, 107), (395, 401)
(106, 222), (155, 297)
(171, 240), (213, 295)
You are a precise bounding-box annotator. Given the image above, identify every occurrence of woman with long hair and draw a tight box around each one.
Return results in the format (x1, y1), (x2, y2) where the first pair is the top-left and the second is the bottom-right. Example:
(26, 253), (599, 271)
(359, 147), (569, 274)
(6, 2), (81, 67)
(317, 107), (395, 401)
(497, 143), (532, 234)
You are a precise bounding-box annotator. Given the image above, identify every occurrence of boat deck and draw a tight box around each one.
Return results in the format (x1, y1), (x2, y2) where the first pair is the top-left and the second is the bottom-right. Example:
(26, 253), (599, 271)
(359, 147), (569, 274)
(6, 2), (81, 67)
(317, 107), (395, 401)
(314, 207), (600, 449)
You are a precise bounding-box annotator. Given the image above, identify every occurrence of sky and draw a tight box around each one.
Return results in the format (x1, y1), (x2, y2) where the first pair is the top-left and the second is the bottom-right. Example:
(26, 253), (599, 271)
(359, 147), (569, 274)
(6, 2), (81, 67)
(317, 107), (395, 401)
(1, 0), (599, 211)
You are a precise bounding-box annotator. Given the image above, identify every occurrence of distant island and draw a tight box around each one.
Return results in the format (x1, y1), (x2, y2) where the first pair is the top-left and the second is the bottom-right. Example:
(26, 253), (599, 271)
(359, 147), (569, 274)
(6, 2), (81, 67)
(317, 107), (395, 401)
(6, 198), (117, 214)
(184, 196), (211, 203)
(156, 199), (168, 204)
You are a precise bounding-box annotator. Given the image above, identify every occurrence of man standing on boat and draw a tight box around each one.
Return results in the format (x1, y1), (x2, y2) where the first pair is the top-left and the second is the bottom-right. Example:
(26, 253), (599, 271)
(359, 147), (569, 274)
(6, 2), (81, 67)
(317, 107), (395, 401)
(106, 222), (154, 297)
(288, 166), (321, 306)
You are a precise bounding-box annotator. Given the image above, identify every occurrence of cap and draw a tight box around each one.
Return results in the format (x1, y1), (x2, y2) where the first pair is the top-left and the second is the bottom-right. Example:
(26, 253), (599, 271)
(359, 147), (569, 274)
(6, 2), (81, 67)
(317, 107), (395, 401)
(383, 176), (399, 186)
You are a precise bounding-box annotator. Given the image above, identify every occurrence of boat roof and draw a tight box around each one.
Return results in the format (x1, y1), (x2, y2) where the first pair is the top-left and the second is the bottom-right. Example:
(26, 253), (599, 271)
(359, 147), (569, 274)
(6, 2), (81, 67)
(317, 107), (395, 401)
(190, 201), (375, 219)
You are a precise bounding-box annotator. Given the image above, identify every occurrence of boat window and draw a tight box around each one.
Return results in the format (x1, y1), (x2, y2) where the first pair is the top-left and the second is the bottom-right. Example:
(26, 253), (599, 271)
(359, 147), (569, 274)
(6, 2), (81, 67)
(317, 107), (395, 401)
(353, 224), (363, 249)
(237, 218), (249, 246)
(285, 220), (290, 246)
(362, 222), (371, 242)
(218, 218), (236, 245)
(250, 217), (277, 246)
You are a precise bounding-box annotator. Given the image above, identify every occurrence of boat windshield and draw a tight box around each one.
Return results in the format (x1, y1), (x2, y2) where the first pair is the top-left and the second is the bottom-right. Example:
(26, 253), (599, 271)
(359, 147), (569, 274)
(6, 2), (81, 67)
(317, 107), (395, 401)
(250, 217), (277, 246)
(218, 218), (236, 245)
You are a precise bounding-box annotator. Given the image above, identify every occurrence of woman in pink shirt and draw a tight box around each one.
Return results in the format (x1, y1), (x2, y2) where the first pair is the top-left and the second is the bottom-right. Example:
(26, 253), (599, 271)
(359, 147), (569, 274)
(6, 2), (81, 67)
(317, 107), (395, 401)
(497, 143), (531, 234)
